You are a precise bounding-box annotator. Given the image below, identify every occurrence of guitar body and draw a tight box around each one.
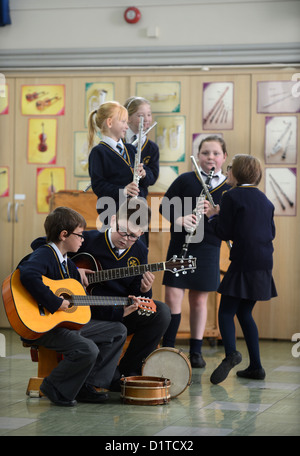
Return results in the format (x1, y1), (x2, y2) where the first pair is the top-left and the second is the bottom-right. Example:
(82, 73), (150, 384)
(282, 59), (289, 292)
(72, 252), (101, 294)
(71, 252), (100, 272)
(1, 269), (91, 340)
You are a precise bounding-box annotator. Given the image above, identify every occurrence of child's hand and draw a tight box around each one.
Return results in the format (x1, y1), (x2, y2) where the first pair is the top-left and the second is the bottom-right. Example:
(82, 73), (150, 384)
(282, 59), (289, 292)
(124, 182), (140, 197)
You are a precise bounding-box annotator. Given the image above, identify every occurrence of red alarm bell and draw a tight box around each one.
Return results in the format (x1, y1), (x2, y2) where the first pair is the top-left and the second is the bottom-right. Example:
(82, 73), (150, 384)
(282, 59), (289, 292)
(124, 7), (141, 24)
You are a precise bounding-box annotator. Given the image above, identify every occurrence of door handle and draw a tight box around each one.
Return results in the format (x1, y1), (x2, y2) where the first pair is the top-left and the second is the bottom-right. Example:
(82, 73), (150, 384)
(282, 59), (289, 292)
(7, 202), (12, 222)
(14, 202), (19, 222)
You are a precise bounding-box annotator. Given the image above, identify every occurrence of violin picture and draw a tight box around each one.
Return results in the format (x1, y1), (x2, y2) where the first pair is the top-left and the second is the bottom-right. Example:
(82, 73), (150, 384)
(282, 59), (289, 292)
(46, 172), (56, 205)
(25, 91), (47, 102)
(38, 123), (47, 152)
(36, 96), (61, 112)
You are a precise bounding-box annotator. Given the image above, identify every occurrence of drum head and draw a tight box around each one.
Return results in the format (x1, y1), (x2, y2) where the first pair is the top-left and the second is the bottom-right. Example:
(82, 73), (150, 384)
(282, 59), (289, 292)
(142, 347), (192, 398)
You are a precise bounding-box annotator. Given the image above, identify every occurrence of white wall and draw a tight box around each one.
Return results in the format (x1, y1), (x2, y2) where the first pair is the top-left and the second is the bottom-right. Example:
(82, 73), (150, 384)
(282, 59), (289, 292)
(0, 0), (299, 66)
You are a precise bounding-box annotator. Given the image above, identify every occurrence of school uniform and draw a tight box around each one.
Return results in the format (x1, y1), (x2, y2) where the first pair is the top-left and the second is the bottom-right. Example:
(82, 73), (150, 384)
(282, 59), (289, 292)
(19, 244), (127, 400)
(72, 229), (171, 376)
(159, 170), (231, 291)
(209, 185), (277, 301)
(88, 138), (137, 222)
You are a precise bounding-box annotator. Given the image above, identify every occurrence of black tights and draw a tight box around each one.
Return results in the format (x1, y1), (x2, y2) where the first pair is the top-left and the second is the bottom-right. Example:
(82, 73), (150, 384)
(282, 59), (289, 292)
(219, 295), (262, 369)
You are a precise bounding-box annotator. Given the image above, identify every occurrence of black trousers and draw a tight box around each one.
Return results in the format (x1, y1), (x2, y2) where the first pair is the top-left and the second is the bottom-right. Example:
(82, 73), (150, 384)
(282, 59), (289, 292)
(119, 300), (171, 376)
(32, 319), (127, 400)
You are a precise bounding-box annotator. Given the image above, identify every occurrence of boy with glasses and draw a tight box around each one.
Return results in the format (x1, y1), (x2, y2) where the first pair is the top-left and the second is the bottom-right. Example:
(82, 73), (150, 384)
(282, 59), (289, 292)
(19, 207), (128, 406)
(31, 199), (171, 386)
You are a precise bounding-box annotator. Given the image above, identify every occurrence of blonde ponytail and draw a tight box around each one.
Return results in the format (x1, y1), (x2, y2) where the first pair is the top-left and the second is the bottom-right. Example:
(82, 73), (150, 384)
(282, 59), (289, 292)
(87, 109), (98, 150)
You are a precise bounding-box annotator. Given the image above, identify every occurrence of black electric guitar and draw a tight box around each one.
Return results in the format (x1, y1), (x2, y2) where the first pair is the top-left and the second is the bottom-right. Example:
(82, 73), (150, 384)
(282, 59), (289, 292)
(72, 252), (197, 294)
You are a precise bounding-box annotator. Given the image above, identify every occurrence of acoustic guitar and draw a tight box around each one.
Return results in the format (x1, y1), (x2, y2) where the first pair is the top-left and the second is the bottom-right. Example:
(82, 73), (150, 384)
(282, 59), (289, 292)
(1, 269), (156, 340)
(72, 252), (197, 294)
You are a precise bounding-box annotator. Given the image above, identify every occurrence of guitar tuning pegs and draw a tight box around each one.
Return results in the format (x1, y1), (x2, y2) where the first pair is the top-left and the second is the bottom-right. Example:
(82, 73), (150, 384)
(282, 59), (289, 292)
(175, 273), (179, 277)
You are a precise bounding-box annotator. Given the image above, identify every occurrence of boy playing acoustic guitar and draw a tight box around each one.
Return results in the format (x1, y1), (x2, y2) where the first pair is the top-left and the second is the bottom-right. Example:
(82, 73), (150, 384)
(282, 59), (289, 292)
(17, 207), (139, 406)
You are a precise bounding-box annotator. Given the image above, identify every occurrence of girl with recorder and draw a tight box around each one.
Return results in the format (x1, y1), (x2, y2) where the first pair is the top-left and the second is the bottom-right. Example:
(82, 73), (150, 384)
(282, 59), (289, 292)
(159, 135), (230, 368)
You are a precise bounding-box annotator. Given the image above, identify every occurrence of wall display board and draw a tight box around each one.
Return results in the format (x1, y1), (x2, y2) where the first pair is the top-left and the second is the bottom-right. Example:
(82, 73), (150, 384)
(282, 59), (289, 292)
(21, 84), (65, 116)
(202, 82), (234, 130)
(136, 81), (181, 113)
(27, 118), (57, 164)
(264, 116), (297, 164)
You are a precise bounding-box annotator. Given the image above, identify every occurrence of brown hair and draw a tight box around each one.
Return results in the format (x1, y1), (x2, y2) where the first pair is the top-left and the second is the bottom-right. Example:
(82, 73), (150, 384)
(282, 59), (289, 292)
(124, 96), (151, 117)
(231, 154), (262, 186)
(44, 207), (86, 243)
(198, 135), (227, 156)
(117, 197), (151, 232)
(87, 101), (128, 149)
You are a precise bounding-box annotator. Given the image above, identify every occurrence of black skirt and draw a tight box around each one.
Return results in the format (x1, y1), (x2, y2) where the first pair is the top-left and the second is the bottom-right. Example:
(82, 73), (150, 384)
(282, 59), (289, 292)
(163, 241), (221, 291)
(218, 267), (277, 301)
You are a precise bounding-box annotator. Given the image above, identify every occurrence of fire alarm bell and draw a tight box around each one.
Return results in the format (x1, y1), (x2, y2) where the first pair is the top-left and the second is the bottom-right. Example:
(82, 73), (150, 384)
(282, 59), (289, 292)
(124, 7), (141, 24)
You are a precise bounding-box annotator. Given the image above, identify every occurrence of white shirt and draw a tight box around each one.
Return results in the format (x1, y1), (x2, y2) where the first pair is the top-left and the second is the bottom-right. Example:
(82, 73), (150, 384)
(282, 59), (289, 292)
(107, 228), (125, 255)
(199, 167), (227, 190)
(48, 242), (68, 266)
(125, 127), (146, 146)
(102, 135), (124, 153)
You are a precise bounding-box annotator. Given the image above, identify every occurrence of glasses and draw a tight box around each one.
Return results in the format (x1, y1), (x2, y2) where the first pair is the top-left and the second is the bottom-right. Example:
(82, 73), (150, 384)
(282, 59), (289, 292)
(71, 232), (84, 240)
(116, 223), (140, 241)
(227, 165), (232, 172)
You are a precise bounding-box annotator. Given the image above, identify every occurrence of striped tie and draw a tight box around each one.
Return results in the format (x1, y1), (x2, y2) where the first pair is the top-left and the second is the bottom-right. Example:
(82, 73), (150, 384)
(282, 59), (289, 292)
(61, 260), (69, 278)
(116, 144), (126, 159)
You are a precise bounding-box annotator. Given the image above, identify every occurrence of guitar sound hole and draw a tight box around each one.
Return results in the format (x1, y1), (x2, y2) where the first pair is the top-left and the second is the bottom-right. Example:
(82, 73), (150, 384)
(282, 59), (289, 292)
(56, 289), (77, 313)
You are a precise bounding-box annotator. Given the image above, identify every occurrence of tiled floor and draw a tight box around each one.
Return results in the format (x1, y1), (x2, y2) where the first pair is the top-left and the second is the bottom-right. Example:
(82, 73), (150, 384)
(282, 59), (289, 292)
(0, 328), (299, 437)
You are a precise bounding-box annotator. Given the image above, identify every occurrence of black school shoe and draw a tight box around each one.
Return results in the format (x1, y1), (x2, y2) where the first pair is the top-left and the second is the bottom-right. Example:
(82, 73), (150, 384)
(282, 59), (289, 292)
(40, 378), (77, 407)
(236, 367), (266, 380)
(210, 351), (242, 385)
(76, 384), (109, 403)
(190, 352), (206, 368)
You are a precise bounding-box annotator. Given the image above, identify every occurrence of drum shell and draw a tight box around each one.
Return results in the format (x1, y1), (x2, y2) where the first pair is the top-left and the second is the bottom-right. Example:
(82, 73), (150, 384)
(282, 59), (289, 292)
(120, 376), (171, 406)
(142, 347), (192, 398)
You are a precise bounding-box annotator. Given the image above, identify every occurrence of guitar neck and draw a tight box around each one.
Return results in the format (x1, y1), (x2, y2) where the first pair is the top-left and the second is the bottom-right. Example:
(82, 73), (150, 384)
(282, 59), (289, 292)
(87, 262), (165, 285)
(71, 295), (131, 307)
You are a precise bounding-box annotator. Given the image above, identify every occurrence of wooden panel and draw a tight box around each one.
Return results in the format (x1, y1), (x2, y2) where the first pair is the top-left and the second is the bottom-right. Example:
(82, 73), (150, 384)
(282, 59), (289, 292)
(49, 190), (98, 229)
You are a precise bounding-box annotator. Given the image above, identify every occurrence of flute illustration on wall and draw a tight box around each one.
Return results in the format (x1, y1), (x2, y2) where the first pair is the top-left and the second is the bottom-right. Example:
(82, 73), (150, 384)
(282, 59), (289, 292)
(202, 82), (234, 130)
(264, 116), (297, 164)
(257, 81), (300, 114)
(265, 167), (296, 216)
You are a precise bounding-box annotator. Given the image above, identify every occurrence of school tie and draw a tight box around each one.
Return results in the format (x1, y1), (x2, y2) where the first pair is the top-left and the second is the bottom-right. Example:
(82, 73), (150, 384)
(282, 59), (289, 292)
(61, 260), (69, 278)
(113, 247), (120, 257)
(201, 171), (219, 189)
(116, 144), (127, 160)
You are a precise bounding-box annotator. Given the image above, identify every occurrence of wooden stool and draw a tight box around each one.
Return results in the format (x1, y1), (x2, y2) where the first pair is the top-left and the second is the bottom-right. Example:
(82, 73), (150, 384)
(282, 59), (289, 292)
(24, 335), (133, 397)
(23, 343), (62, 397)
